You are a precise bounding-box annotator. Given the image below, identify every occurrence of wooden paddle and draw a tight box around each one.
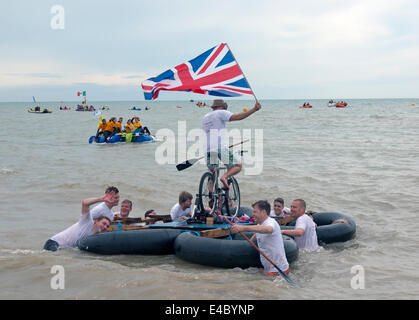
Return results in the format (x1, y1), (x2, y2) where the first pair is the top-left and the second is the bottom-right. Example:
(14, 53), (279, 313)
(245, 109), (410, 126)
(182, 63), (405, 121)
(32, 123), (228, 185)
(176, 139), (249, 171)
(223, 216), (300, 288)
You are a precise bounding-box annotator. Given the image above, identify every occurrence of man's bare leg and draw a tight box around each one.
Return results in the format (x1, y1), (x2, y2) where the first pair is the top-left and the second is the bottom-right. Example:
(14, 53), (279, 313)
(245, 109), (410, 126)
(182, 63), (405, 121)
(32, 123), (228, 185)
(220, 164), (242, 190)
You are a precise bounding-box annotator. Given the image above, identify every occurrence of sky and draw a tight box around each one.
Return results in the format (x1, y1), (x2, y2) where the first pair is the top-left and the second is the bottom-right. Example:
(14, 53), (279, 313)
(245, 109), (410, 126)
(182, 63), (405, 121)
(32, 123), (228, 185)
(0, 0), (418, 102)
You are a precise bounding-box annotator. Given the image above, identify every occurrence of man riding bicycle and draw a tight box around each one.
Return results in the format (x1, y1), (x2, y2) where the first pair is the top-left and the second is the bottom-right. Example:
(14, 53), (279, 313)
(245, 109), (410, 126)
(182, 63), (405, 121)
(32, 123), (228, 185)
(202, 99), (262, 190)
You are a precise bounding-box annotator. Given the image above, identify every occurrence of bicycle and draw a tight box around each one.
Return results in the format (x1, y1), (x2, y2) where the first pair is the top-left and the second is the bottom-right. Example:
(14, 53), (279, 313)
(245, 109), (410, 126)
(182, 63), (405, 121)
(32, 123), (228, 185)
(196, 156), (241, 218)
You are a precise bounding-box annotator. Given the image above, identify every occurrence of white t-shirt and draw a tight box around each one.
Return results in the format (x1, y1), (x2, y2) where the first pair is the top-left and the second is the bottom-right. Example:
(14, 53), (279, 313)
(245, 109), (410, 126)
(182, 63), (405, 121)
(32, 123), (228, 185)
(170, 203), (191, 220)
(202, 109), (233, 152)
(269, 207), (290, 217)
(51, 212), (94, 248)
(90, 202), (114, 222)
(256, 217), (289, 273)
(294, 214), (319, 251)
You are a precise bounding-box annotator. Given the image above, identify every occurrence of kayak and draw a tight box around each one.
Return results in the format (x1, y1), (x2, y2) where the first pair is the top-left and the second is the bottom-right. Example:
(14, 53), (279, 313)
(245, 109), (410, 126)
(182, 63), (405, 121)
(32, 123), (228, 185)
(28, 109), (52, 113)
(130, 107), (142, 111)
(336, 103), (347, 108)
(299, 105), (312, 108)
(89, 133), (155, 144)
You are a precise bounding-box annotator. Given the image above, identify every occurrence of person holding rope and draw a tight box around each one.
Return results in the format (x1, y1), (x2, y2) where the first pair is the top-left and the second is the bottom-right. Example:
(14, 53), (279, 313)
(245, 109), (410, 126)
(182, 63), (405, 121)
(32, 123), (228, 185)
(202, 99), (261, 190)
(230, 200), (289, 276)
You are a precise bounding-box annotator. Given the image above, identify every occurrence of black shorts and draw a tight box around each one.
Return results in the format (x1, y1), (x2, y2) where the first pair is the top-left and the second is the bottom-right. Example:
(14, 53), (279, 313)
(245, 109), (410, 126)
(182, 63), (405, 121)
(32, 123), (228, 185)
(43, 239), (59, 251)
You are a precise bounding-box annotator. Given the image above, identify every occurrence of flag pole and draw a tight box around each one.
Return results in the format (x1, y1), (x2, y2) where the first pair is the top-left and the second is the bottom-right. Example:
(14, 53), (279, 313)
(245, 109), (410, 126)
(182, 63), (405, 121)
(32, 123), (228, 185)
(225, 43), (258, 103)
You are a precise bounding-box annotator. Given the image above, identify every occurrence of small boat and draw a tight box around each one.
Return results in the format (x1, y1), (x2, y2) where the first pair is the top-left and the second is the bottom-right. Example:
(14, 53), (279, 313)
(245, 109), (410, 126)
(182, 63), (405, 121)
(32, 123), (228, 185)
(89, 133), (156, 144)
(335, 102), (347, 108)
(299, 105), (312, 108)
(328, 103), (336, 107)
(28, 108), (52, 113)
(130, 107), (142, 111)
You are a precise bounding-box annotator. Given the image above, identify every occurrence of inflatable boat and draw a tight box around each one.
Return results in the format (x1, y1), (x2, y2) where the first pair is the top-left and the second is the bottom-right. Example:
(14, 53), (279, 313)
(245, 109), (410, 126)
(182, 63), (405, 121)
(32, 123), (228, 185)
(78, 228), (183, 255)
(174, 231), (299, 269)
(88, 133), (155, 144)
(282, 212), (356, 245)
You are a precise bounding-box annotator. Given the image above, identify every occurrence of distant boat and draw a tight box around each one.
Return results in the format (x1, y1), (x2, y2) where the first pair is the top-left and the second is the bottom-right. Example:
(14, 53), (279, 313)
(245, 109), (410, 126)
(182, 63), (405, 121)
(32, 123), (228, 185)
(28, 108), (52, 114)
(335, 102), (348, 108)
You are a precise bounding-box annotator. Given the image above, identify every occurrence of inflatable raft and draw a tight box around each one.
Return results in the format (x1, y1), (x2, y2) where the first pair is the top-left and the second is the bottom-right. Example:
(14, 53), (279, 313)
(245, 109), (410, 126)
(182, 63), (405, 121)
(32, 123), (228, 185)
(28, 109), (52, 113)
(283, 212), (356, 245)
(88, 133), (155, 144)
(335, 102), (347, 108)
(78, 229), (183, 255)
(174, 232), (299, 269)
(299, 105), (312, 108)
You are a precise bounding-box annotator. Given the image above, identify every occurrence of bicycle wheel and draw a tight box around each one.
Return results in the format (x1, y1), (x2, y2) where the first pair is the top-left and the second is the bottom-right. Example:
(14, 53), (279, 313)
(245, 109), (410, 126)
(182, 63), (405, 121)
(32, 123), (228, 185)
(226, 177), (241, 217)
(198, 172), (216, 214)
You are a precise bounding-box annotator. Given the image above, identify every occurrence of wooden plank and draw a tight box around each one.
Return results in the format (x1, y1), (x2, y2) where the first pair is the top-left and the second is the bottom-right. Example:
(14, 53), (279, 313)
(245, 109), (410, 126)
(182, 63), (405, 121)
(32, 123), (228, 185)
(200, 228), (231, 238)
(114, 215), (172, 225)
(107, 224), (149, 232)
(272, 216), (294, 225)
(114, 217), (144, 223)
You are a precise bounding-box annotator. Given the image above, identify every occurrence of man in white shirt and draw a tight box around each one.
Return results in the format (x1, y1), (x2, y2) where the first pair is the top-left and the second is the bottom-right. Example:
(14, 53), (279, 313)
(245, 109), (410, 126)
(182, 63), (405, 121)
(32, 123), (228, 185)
(269, 197), (290, 218)
(230, 200), (289, 276)
(202, 99), (261, 189)
(113, 199), (133, 219)
(90, 186), (120, 221)
(170, 191), (193, 221)
(43, 190), (118, 251)
(281, 199), (319, 251)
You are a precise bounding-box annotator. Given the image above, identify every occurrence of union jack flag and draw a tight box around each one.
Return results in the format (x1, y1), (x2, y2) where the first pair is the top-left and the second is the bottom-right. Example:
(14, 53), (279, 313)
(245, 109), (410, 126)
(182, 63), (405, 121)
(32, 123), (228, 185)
(141, 43), (254, 100)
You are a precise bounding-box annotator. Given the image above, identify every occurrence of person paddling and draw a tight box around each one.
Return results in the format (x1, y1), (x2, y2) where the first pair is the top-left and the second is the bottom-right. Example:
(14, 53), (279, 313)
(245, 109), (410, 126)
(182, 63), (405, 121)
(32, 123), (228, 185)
(230, 200), (289, 276)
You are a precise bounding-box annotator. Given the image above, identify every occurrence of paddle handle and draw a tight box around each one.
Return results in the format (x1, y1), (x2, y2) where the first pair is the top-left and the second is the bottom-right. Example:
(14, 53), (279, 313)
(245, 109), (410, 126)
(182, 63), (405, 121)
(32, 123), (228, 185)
(223, 217), (299, 287)
(194, 139), (249, 161)
(223, 217), (278, 267)
(228, 138), (249, 149)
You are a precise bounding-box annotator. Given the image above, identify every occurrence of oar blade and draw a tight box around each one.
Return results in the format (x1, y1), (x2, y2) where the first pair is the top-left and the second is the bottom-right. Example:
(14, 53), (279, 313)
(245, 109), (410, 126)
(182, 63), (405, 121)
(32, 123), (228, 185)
(276, 269), (300, 288)
(176, 158), (199, 171)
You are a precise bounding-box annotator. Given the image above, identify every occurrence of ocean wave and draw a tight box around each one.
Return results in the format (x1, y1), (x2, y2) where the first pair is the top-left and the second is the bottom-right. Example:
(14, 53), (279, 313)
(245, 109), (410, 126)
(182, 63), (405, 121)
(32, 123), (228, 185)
(1, 249), (38, 255)
(0, 168), (17, 175)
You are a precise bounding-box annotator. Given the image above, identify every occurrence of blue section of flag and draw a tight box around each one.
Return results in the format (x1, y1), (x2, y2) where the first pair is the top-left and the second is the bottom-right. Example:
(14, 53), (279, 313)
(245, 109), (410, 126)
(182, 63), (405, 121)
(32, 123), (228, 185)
(149, 69), (175, 82)
(215, 50), (234, 68)
(189, 46), (215, 73)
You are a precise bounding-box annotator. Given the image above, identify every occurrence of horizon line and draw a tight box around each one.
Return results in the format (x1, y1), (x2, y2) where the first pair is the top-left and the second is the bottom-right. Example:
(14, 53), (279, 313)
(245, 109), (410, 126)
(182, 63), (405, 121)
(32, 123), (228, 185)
(1, 97), (418, 103)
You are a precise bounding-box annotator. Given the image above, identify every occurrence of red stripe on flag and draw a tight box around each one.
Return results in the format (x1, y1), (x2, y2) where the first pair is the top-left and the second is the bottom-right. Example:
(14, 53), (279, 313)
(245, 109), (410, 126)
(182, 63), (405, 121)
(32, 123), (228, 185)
(197, 43), (226, 75)
(213, 86), (253, 95)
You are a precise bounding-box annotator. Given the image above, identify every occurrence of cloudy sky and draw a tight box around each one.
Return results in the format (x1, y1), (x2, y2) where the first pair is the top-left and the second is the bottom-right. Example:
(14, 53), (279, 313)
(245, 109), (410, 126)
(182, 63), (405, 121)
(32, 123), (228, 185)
(1, 0), (418, 101)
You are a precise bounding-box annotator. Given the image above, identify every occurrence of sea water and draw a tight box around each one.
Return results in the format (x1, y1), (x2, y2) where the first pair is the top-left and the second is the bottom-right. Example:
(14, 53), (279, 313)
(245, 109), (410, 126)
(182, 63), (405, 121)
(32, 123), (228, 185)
(0, 98), (418, 299)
